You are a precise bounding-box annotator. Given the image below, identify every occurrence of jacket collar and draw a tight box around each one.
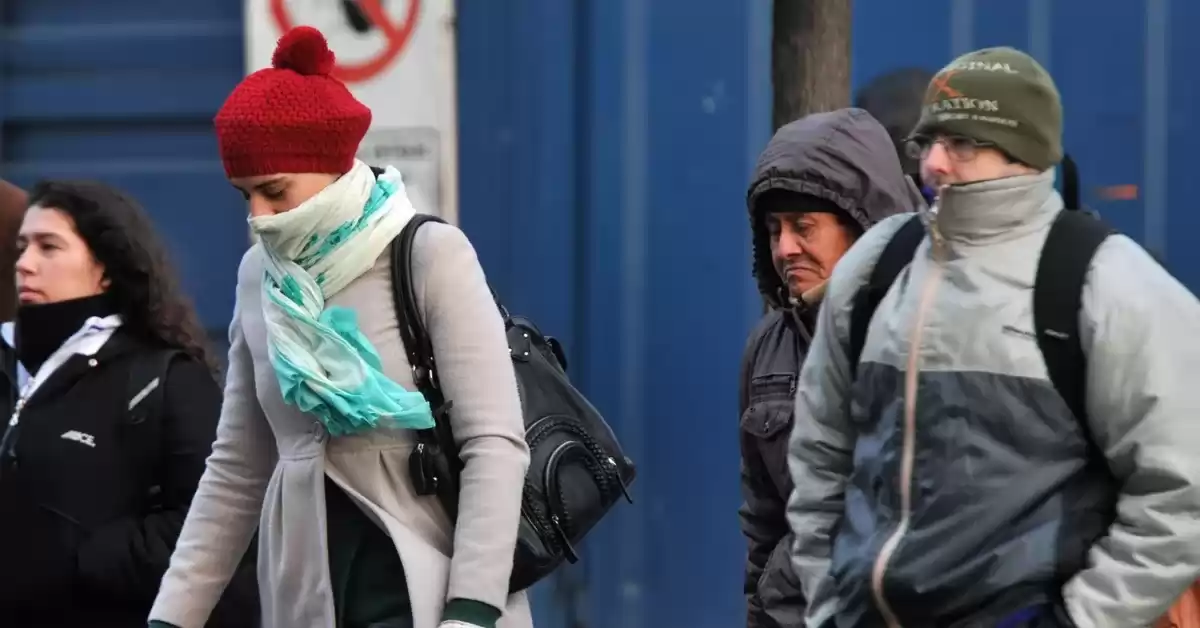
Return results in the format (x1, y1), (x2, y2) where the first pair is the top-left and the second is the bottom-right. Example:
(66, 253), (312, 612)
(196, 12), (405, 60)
(934, 169), (1061, 245)
(0, 318), (143, 405)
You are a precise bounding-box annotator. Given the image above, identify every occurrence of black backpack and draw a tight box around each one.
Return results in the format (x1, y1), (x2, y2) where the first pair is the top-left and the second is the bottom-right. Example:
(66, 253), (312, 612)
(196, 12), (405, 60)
(389, 213), (637, 592)
(848, 156), (1112, 426)
(126, 351), (262, 628)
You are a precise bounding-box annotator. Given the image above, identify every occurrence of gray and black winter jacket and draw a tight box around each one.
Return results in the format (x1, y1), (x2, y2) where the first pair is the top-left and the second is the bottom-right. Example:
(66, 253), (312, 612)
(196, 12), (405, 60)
(788, 169), (1200, 628)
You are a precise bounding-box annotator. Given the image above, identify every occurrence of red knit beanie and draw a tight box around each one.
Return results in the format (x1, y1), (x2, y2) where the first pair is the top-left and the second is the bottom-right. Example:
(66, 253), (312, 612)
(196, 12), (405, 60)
(214, 26), (372, 179)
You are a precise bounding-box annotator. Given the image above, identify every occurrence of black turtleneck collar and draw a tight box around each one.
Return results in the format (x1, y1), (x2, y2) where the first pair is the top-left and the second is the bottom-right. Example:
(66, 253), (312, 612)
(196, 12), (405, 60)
(15, 293), (118, 375)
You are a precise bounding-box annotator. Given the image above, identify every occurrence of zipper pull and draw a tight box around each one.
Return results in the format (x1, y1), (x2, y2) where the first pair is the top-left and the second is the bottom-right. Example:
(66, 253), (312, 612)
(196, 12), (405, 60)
(549, 514), (580, 563)
(9, 398), (25, 426)
(929, 219), (946, 252)
(925, 192), (948, 255)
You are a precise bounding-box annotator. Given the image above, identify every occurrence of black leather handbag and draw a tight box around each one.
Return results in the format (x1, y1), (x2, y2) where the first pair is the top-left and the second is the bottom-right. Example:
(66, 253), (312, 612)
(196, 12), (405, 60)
(390, 214), (636, 592)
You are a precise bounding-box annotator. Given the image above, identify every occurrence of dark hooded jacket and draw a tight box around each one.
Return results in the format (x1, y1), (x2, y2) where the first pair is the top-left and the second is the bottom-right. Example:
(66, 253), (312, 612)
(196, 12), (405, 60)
(739, 108), (922, 628)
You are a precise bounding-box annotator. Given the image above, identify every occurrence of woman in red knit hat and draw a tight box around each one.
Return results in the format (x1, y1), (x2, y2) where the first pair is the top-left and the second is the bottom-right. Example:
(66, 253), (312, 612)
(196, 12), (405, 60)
(148, 26), (532, 628)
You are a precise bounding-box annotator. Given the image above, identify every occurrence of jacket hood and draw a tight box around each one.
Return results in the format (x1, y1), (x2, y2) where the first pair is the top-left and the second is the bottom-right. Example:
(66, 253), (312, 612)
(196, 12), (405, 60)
(746, 108), (922, 307)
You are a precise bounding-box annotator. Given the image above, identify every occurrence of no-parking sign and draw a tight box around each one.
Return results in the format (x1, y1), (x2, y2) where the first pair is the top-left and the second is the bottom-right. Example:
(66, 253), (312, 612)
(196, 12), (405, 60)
(245, 0), (458, 222)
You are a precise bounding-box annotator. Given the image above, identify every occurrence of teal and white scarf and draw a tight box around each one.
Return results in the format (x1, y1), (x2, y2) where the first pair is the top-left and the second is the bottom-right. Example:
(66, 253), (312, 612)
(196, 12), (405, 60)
(249, 160), (434, 436)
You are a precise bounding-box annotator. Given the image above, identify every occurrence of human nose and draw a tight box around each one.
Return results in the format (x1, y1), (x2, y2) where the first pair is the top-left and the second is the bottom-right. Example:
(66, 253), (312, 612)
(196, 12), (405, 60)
(922, 142), (952, 180)
(14, 247), (35, 277)
(776, 223), (808, 257)
(248, 196), (275, 218)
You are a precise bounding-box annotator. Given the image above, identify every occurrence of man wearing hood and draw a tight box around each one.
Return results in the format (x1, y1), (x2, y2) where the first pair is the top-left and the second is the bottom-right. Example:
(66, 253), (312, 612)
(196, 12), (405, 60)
(738, 108), (923, 628)
(787, 47), (1200, 627)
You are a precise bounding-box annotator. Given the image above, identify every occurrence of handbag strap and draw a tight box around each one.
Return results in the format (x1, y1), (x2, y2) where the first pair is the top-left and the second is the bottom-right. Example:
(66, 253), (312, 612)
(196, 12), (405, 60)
(390, 213), (510, 390)
(390, 213), (449, 449)
(393, 214), (441, 386)
(389, 213), (512, 447)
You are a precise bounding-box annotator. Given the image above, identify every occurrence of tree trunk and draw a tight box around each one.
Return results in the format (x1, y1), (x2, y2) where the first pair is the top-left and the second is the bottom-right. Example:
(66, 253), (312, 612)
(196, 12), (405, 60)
(772, 0), (853, 130)
(764, 1), (853, 312)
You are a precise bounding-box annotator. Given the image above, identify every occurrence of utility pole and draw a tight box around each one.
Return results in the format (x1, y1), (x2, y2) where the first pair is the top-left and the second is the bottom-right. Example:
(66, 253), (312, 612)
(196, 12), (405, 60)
(771, 0), (853, 130)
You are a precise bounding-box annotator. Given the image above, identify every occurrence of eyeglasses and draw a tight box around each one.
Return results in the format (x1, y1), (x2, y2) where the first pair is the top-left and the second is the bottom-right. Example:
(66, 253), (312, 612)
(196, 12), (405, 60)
(904, 134), (996, 162)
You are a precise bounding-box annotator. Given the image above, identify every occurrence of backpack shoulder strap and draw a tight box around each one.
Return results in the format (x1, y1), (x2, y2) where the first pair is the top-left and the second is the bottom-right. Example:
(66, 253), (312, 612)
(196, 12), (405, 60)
(1033, 208), (1113, 422)
(848, 215), (925, 378)
(1060, 153), (1081, 211)
(127, 348), (182, 426)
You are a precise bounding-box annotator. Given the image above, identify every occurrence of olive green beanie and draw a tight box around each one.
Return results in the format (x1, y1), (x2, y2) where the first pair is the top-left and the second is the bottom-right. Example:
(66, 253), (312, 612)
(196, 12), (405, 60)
(911, 46), (1063, 170)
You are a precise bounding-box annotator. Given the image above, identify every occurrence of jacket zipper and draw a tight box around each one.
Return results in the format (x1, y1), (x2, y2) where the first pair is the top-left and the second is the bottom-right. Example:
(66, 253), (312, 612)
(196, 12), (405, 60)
(869, 214), (947, 628)
(789, 281), (826, 348)
(0, 395), (29, 473)
(791, 309), (813, 347)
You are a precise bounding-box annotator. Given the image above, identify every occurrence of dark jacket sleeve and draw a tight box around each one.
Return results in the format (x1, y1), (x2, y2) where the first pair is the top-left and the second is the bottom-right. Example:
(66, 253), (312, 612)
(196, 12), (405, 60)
(738, 324), (789, 628)
(76, 355), (221, 603)
(741, 437), (789, 628)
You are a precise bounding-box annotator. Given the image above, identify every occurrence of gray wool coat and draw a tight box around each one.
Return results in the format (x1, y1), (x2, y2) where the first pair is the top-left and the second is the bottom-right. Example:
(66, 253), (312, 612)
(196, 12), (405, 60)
(149, 221), (534, 628)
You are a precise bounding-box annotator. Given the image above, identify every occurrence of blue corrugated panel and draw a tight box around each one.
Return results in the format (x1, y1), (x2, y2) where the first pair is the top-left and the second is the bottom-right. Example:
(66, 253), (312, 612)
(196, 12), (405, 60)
(455, 2), (583, 623)
(0, 1), (247, 333)
(458, 0), (771, 626)
(1160, 0), (1198, 291)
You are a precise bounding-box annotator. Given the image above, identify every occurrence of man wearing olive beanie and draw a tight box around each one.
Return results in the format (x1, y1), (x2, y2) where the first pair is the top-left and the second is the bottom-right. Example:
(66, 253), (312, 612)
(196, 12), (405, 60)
(785, 46), (1200, 628)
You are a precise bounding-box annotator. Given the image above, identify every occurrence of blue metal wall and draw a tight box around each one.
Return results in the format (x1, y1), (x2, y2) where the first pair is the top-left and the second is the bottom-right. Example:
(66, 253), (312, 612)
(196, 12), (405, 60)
(0, 0), (247, 335)
(457, 2), (770, 626)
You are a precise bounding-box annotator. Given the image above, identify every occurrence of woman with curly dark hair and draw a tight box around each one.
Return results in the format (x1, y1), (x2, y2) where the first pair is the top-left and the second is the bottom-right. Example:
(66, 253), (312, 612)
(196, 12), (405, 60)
(0, 180), (256, 627)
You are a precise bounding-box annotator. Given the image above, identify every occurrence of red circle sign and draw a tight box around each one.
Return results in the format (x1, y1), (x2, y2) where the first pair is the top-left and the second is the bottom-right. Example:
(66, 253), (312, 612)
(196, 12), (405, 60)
(269, 0), (421, 84)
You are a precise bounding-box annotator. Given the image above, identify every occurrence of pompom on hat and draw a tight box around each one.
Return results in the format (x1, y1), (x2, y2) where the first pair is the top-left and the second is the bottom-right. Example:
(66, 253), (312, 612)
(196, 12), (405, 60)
(214, 26), (371, 179)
